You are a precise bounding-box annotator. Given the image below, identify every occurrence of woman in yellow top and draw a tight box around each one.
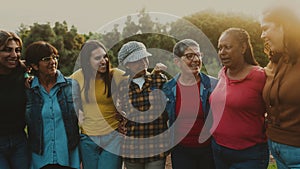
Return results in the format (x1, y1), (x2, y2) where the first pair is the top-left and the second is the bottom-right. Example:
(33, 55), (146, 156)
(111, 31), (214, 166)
(70, 40), (126, 169)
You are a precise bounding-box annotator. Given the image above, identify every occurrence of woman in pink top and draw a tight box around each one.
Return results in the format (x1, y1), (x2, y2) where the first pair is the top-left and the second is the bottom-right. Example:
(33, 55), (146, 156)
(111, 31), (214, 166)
(210, 28), (269, 169)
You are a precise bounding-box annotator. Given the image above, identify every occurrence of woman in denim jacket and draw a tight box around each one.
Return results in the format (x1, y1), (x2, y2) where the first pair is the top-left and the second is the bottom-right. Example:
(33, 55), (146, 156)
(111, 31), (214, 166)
(162, 39), (217, 169)
(24, 41), (82, 169)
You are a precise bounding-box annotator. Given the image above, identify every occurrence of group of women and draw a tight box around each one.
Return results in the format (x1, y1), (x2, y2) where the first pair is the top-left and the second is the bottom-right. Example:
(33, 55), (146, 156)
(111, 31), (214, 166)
(0, 4), (299, 169)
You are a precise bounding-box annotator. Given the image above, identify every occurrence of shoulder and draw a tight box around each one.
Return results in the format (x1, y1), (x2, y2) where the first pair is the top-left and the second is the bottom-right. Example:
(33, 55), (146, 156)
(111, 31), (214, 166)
(64, 77), (78, 84)
(249, 66), (266, 80)
(200, 72), (218, 89)
(204, 73), (218, 82)
(112, 68), (125, 75)
(62, 75), (80, 88)
(163, 74), (179, 87)
(69, 69), (83, 80)
(252, 65), (265, 73)
(69, 69), (84, 87)
(112, 68), (127, 85)
(162, 75), (178, 95)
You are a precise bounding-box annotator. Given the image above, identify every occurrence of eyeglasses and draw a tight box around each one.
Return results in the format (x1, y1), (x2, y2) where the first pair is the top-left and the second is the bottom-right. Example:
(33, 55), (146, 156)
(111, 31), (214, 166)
(0, 47), (22, 53)
(182, 53), (202, 61)
(40, 54), (59, 62)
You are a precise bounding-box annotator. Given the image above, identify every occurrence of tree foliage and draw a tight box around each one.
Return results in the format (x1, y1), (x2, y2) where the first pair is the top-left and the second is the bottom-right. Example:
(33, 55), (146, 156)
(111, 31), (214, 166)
(16, 9), (268, 77)
(17, 21), (85, 75)
(184, 10), (268, 67)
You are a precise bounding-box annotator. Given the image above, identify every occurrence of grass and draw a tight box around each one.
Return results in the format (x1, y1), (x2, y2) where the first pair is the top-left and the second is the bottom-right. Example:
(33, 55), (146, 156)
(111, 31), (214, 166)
(268, 160), (277, 169)
(268, 164), (277, 169)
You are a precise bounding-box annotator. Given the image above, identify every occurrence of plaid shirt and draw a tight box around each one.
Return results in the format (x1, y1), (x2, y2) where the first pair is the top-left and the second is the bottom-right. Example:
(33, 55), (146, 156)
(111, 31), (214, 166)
(118, 72), (169, 163)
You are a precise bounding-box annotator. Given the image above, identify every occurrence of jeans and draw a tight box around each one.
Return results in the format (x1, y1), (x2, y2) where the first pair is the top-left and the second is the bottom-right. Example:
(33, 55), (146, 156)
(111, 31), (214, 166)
(79, 132), (122, 169)
(268, 139), (300, 169)
(171, 144), (215, 169)
(0, 131), (30, 169)
(124, 159), (166, 169)
(212, 139), (269, 169)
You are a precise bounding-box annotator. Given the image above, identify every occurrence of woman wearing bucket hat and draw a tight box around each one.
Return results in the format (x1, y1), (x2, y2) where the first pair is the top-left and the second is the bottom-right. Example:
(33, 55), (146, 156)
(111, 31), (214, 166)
(117, 41), (169, 169)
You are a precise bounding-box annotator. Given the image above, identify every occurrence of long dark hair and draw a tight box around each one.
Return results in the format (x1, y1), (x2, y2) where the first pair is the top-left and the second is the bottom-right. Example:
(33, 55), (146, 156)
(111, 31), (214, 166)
(79, 40), (113, 102)
(262, 5), (300, 64)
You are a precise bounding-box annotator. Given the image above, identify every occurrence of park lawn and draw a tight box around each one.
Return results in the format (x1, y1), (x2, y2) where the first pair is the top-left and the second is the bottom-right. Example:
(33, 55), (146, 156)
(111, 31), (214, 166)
(268, 162), (277, 169)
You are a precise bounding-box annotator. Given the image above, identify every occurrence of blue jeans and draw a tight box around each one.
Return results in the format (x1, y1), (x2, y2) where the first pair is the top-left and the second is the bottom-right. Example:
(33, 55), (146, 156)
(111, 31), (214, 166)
(268, 139), (300, 169)
(79, 132), (122, 169)
(0, 131), (30, 169)
(212, 139), (269, 169)
(124, 159), (166, 169)
(171, 144), (215, 169)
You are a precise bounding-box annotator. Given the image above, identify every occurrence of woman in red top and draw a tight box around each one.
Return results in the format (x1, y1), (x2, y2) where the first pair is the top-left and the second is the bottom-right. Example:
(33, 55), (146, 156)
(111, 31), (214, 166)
(163, 39), (217, 169)
(210, 28), (269, 169)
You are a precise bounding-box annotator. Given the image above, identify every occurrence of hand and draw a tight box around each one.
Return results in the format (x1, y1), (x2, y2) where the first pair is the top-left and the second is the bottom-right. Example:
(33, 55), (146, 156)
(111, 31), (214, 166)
(25, 76), (33, 88)
(115, 111), (126, 121)
(116, 111), (127, 135)
(78, 109), (84, 125)
(153, 63), (167, 74)
(118, 118), (128, 135)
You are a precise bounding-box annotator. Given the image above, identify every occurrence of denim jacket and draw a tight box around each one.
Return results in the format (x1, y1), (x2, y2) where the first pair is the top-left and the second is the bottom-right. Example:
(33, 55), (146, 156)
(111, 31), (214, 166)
(25, 73), (82, 155)
(162, 72), (218, 146)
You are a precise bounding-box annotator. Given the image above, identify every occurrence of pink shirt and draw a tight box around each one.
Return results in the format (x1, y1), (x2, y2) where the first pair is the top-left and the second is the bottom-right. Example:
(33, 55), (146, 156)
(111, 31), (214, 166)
(210, 66), (267, 150)
(175, 81), (210, 147)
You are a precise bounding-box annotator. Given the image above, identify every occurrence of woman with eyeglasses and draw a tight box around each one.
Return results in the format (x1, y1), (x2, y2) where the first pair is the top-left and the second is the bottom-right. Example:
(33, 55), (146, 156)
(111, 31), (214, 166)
(0, 30), (30, 169)
(70, 40), (126, 169)
(24, 41), (82, 169)
(210, 28), (269, 169)
(162, 39), (217, 169)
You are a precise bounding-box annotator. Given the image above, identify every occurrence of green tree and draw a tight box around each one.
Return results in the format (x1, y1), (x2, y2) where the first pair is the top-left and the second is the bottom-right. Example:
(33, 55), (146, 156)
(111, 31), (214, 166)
(184, 10), (268, 67)
(22, 23), (56, 48)
(18, 21), (86, 76)
(16, 8), (269, 77)
(122, 16), (140, 38)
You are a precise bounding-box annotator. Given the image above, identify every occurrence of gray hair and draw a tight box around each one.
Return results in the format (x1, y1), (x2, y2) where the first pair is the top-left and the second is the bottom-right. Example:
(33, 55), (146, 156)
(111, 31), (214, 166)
(173, 39), (199, 57)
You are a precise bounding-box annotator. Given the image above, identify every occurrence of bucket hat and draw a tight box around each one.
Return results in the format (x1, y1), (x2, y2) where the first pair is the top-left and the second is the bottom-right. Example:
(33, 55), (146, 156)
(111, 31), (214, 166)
(118, 41), (152, 65)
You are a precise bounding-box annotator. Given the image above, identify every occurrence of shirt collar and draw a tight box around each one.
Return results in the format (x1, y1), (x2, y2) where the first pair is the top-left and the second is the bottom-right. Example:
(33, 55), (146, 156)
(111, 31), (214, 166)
(31, 70), (65, 88)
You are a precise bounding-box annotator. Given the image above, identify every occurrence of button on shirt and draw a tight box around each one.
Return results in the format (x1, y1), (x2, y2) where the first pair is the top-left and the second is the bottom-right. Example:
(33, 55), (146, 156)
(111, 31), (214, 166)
(30, 73), (80, 169)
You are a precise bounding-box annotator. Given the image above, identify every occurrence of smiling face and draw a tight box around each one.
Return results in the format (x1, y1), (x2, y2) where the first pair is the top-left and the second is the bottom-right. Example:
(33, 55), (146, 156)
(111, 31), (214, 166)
(34, 53), (58, 78)
(217, 32), (246, 69)
(90, 47), (108, 74)
(260, 18), (285, 54)
(176, 46), (202, 76)
(0, 40), (21, 74)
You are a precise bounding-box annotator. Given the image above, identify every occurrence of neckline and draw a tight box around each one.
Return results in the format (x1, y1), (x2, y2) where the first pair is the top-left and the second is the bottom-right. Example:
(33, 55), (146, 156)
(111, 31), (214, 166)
(225, 65), (257, 82)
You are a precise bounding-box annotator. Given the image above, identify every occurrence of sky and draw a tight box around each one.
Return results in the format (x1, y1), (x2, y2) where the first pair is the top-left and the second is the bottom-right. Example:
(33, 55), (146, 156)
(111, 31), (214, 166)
(1, 0), (299, 34)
